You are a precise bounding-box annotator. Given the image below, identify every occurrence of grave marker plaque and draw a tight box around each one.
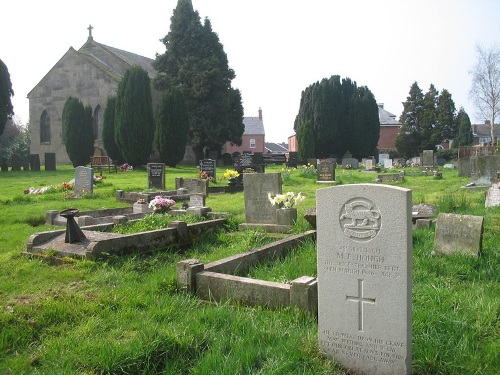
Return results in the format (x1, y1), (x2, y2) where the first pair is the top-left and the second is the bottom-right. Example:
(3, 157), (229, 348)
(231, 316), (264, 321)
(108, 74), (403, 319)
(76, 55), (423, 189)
(200, 159), (216, 182)
(317, 184), (412, 375)
(317, 160), (336, 182)
(148, 163), (165, 190)
(75, 166), (94, 196)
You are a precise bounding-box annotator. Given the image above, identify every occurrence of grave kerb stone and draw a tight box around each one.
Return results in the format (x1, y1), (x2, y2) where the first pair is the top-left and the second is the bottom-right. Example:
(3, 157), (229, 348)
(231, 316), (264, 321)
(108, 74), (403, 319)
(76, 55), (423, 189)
(317, 184), (412, 375)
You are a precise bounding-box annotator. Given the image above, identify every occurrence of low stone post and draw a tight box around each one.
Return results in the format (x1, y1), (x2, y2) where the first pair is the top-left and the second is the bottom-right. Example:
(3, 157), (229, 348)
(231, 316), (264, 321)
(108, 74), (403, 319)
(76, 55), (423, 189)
(177, 259), (204, 292)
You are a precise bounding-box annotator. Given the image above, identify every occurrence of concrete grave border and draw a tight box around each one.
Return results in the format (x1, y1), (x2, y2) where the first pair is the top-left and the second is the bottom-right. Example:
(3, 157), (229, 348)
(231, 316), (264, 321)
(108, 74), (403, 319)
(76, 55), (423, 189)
(177, 230), (318, 314)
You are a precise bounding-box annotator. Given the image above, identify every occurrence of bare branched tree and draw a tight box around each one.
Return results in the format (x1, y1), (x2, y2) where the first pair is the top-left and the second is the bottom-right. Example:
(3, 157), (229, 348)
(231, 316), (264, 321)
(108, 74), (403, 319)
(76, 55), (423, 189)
(469, 44), (500, 143)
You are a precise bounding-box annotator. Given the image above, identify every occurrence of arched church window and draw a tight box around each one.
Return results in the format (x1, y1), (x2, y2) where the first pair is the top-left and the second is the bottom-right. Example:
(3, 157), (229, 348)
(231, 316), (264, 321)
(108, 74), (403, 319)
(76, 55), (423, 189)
(93, 105), (101, 140)
(40, 110), (51, 143)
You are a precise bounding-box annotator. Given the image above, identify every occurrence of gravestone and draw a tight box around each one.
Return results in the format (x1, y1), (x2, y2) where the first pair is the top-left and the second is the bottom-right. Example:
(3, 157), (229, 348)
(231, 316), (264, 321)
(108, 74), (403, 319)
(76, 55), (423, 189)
(485, 183), (500, 207)
(29, 154), (40, 171)
(253, 152), (265, 173)
(45, 153), (56, 171)
(317, 160), (336, 183)
(190, 193), (206, 208)
(148, 163), (165, 190)
(243, 173), (281, 224)
(74, 166), (94, 196)
(288, 152), (298, 168)
(365, 159), (373, 170)
(236, 153), (257, 185)
(434, 213), (483, 257)
(384, 159), (393, 169)
(342, 157), (359, 169)
(317, 184), (412, 375)
(200, 159), (216, 182)
(421, 150), (435, 168)
(175, 178), (208, 196)
(378, 153), (390, 163)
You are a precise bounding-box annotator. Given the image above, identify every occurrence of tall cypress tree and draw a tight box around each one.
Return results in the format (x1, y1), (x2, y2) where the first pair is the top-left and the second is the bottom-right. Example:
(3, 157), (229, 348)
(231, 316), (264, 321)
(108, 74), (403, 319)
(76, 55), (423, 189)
(0, 59), (14, 136)
(455, 107), (473, 147)
(435, 89), (456, 142)
(154, 0), (243, 162)
(102, 96), (122, 163)
(396, 82), (424, 158)
(62, 97), (94, 167)
(115, 66), (155, 166)
(156, 87), (189, 167)
(420, 84), (439, 150)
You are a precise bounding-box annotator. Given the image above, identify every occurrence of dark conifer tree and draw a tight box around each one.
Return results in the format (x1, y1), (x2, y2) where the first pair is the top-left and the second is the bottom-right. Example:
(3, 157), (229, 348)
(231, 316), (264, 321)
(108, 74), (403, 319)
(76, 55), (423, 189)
(420, 84), (439, 150)
(396, 82), (424, 158)
(115, 66), (154, 167)
(455, 107), (473, 147)
(435, 89), (456, 142)
(62, 97), (94, 167)
(153, 0), (243, 162)
(0, 59), (14, 136)
(294, 75), (378, 159)
(102, 96), (122, 163)
(156, 87), (189, 167)
(297, 120), (315, 162)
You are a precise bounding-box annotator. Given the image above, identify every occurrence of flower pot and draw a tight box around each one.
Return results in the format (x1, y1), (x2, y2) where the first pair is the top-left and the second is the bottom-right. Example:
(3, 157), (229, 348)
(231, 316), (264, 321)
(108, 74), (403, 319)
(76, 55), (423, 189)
(276, 207), (297, 226)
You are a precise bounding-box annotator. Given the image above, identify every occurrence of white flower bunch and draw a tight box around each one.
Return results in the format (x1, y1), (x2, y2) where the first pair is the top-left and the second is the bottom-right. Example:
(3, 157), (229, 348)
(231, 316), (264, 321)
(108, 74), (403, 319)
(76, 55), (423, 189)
(267, 191), (305, 208)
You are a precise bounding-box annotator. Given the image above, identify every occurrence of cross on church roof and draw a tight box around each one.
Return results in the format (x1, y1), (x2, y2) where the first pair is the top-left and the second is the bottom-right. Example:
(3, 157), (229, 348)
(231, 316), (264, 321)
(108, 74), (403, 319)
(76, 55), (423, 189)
(87, 24), (93, 39)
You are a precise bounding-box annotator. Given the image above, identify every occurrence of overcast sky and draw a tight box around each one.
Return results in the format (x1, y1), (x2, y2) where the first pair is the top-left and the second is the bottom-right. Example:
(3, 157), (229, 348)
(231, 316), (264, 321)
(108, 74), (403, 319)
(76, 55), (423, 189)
(2, 0), (499, 142)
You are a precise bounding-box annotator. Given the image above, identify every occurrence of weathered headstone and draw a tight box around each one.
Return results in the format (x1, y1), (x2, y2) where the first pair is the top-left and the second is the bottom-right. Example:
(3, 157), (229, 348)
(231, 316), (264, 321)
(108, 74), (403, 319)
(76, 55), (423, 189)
(45, 153), (56, 171)
(378, 153), (390, 163)
(75, 166), (94, 196)
(242, 173), (281, 225)
(175, 177), (208, 196)
(317, 160), (336, 183)
(422, 150), (435, 168)
(384, 159), (393, 169)
(365, 159), (373, 170)
(317, 184), (412, 375)
(148, 163), (165, 190)
(200, 159), (216, 182)
(288, 152), (299, 168)
(342, 157), (359, 169)
(485, 184), (500, 207)
(190, 193), (206, 208)
(29, 154), (40, 171)
(434, 213), (483, 256)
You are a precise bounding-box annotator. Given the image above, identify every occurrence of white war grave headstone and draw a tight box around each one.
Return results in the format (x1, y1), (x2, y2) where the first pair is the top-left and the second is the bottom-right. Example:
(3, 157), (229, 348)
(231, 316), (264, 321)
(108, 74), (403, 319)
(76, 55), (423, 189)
(317, 184), (412, 374)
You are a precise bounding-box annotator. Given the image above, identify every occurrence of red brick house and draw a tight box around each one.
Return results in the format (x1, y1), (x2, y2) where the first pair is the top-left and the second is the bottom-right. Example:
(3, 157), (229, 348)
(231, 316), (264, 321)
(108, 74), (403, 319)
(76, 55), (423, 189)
(377, 103), (401, 149)
(224, 108), (265, 154)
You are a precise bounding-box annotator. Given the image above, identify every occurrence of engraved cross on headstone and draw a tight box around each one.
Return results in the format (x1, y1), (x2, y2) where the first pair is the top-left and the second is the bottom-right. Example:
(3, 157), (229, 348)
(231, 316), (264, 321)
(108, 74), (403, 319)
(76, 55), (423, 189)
(346, 279), (376, 331)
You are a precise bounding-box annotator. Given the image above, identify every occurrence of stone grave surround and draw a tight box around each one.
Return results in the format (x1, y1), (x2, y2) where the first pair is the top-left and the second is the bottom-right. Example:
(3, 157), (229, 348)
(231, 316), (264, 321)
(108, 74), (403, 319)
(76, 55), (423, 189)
(316, 184), (412, 375)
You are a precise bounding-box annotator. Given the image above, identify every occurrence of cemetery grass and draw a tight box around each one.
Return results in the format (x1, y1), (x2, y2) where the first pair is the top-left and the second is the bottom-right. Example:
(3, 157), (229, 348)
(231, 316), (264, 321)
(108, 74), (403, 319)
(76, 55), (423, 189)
(0, 165), (499, 374)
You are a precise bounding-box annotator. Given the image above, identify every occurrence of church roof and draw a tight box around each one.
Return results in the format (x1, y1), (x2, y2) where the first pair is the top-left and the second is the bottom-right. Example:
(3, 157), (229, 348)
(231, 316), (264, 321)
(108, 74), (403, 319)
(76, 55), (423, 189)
(378, 103), (400, 126)
(78, 38), (156, 78)
(243, 117), (265, 135)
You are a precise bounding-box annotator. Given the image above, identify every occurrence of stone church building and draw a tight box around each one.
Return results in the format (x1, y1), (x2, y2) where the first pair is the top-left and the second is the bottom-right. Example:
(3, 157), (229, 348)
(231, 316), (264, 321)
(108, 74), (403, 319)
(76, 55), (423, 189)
(28, 27), (160, 166)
